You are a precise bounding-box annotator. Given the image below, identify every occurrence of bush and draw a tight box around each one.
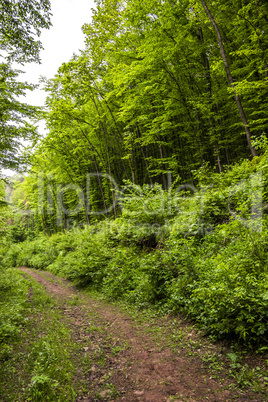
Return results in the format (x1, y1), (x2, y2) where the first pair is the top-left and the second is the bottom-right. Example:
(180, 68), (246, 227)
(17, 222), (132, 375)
(2, 155), (268, 349)
(169, 221), (268, 347)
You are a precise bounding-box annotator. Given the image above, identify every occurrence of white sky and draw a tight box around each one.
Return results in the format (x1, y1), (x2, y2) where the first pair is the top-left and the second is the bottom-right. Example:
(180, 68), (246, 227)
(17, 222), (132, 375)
(21, 0), (94, 107)
(2, 0), (95, 176)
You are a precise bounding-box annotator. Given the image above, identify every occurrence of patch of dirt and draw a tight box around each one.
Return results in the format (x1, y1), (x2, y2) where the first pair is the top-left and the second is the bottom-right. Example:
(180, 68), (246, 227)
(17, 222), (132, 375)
(19, 267), (266, 401)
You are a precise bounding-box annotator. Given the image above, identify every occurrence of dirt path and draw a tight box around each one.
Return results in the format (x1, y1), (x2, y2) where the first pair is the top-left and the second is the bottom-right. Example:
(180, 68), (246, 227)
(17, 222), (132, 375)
(19, 267), (263, 402)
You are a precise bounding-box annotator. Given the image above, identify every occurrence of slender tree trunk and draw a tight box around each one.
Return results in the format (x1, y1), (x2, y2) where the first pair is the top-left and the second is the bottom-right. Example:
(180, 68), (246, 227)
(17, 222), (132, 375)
(77, 126), (108, 216)
(200, 0), (258, 157)
(135, 122), (154, 185)
(198, 26), (223, 172)
(90, 93), (117, 218)
(130, 136), (136, 184)
(93, 80), (130, 181)
(158, 140), (168, 190)
(163, 62), (204, 165)
(215, 142), (222, 173)
(41, 214), (48, 235)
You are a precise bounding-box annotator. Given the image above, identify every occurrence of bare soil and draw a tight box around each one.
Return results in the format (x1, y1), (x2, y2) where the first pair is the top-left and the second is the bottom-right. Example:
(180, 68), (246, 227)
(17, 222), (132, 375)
(19, 267), (266, 402)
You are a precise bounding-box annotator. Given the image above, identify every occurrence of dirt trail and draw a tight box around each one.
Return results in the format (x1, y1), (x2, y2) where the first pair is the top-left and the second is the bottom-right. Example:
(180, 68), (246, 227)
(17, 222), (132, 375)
(19, 267), (261, 402)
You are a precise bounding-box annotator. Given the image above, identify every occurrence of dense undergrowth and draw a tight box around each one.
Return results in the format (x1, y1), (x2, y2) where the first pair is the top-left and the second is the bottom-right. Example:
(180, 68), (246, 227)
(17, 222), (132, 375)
(1, 155), (268, 351)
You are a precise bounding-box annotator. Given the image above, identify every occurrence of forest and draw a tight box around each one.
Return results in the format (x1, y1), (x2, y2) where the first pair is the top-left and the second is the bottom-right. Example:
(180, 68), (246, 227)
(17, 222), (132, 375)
(1, 0), (268, 399)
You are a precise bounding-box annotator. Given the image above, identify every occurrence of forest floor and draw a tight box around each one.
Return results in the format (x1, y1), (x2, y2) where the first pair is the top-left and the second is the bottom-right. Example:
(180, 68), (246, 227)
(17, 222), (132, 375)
(17, 267), (268, 401)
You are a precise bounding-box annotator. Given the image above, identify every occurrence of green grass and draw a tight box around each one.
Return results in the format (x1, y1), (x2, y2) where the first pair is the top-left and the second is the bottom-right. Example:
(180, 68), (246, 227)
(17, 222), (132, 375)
(0, 269), (77, 401)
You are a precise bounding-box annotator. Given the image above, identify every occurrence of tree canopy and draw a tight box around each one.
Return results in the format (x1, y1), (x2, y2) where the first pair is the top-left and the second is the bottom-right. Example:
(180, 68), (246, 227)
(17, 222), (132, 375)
(3, 0), (268, 232)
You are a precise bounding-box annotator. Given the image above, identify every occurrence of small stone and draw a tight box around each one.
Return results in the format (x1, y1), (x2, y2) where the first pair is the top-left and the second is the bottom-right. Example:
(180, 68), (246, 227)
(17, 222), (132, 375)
(134, 391), (144, 396)
(100, 390), (110, 398)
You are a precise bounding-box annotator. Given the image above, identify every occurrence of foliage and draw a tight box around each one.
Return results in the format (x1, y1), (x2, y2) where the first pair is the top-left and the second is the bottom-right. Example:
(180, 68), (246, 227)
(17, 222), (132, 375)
(0, 0), (51, 173)
(10, 0), (265, 231)
(1, 0), (268, 212)
(0, 270), (77, 401)
(0, 0), (51, 63)
(2, 0), (268, 352)
(0, 267), (29, 342)
(5, 153), (268, 349)
(0, 63), (40, 171)
(168, 221), (268, 347)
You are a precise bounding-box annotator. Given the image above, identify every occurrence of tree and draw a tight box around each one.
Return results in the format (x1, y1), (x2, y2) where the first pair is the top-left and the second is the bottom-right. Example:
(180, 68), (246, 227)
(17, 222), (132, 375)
(0, 63), (38, 171)
(0, 0), (51, 63)
(0, 0), (51, 174)
(19, 0), (268, 232)
(199, 0), (258, 157)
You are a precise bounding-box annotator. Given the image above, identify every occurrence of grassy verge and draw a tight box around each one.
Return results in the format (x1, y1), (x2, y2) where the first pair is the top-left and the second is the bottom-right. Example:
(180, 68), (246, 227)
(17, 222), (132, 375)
(0, 269), (77, 401)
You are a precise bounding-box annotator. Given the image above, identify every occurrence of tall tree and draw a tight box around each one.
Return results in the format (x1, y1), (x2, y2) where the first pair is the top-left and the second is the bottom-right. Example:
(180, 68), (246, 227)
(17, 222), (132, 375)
(199, 0), (258, 157)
